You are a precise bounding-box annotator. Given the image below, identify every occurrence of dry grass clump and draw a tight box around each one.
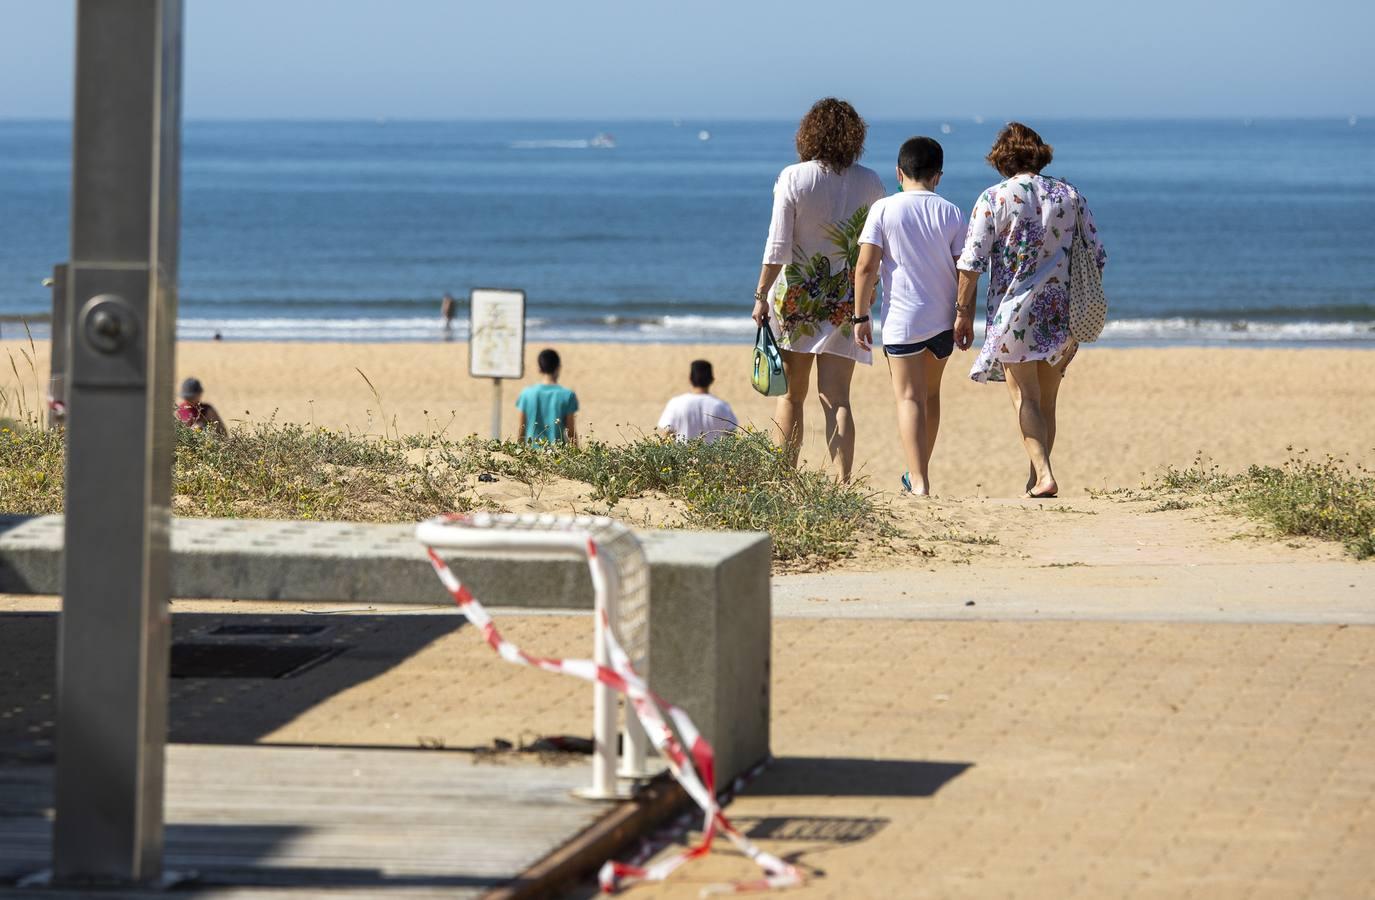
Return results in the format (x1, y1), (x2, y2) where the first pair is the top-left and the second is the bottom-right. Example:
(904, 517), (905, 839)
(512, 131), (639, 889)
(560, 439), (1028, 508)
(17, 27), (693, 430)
(1155, 452), (1375, 559)
(0, 423), (886, 566)
(427, 428), (885, 562)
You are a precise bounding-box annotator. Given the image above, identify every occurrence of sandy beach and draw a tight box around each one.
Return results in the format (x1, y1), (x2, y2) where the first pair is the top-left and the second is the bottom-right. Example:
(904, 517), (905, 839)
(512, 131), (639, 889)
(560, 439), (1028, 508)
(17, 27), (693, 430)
(6, 340), (1371, 499)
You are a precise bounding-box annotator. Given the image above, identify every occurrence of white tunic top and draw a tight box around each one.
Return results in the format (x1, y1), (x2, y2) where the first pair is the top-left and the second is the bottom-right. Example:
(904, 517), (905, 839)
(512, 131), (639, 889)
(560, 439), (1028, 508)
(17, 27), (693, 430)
(762, 160), (887, 363)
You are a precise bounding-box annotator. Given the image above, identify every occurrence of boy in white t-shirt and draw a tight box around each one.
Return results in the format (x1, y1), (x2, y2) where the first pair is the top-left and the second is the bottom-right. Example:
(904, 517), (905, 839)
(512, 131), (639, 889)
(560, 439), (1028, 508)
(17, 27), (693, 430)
(853, 137), (967, 496)
(657, 360), (738, 444)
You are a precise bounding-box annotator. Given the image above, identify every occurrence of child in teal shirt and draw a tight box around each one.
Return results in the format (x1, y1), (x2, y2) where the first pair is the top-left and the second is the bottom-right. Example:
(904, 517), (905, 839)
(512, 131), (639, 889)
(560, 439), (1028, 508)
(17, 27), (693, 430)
(515, 348), (579, 445)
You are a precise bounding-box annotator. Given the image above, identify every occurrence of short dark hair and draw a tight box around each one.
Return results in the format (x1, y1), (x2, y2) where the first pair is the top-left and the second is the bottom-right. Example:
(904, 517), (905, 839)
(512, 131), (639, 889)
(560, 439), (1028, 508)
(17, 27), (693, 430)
(537, 348), (561, 375)
(987, 122), (1054, 178)
(795, 98), (867, 172)
(689, 359), (714, 389)
(898, 137), (943, 182)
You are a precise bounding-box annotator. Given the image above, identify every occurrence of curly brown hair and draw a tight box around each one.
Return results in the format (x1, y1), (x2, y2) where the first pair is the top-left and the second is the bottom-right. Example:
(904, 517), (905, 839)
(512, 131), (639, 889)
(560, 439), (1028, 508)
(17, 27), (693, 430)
(795, 98), (867, 171)
(987, 122), (1054, 178)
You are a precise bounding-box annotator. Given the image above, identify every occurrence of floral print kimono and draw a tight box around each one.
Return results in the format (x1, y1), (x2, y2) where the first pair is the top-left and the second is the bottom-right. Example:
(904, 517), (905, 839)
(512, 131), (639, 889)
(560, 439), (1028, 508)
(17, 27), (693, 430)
(763, 161), (887, 363)
(957, 174), (1107, 383)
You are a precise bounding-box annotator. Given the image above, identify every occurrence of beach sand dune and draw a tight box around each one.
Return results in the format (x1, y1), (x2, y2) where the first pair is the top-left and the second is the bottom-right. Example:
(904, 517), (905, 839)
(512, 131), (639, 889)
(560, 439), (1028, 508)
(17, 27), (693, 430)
(4, 341), (1372, 498)
(2, 343), (1375, 500)
(13, 343), (1375, 500)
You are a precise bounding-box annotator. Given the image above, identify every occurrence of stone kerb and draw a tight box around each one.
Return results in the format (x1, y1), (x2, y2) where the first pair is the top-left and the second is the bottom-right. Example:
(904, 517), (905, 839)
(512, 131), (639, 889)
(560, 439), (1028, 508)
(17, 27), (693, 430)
(0, 515), (773, 784)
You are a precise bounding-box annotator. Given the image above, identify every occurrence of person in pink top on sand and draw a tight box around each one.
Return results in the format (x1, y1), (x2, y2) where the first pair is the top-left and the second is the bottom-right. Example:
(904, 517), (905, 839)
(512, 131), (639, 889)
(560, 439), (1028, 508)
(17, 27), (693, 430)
(175, 377), (228, 437)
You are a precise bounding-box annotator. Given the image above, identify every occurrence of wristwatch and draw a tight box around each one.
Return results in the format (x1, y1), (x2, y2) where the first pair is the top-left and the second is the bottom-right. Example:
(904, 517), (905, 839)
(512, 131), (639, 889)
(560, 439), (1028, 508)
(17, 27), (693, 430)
(849, 314), (870, 324)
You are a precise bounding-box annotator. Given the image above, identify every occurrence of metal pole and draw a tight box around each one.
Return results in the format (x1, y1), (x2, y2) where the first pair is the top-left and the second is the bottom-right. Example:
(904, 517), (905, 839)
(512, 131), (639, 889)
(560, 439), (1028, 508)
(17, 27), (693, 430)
(46, 264), (68, 428)
(53, 0), (183, 886)
(491, 377), (502, 440)
(581, 553), (621, 800)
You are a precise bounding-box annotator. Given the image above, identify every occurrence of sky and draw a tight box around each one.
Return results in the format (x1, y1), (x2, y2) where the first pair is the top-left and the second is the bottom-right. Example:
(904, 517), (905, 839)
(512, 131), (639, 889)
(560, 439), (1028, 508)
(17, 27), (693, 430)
(0, 0), (1370, 120)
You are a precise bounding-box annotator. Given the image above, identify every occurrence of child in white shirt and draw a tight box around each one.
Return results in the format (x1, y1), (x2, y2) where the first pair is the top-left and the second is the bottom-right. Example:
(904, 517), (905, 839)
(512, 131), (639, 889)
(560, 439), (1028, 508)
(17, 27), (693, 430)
(657, 360), (738, 444)
(852, 137), (967, 496)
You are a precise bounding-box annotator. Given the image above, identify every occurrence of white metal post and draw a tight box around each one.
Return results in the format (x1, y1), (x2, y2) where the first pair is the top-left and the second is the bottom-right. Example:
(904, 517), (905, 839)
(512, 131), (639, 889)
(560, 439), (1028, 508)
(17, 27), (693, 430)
(620, 699), (651, 779)
(588, 553), (619, 799)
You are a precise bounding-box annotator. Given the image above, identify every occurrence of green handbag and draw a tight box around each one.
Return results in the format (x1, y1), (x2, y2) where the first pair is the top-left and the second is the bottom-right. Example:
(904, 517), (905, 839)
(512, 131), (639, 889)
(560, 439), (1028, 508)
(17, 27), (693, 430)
(751, 322), (788, 397)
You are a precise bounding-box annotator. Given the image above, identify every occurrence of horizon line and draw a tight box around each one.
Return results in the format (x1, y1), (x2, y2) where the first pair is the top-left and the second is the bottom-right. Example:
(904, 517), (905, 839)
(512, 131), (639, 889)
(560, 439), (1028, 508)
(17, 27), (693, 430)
(0, 113), (1369, 124)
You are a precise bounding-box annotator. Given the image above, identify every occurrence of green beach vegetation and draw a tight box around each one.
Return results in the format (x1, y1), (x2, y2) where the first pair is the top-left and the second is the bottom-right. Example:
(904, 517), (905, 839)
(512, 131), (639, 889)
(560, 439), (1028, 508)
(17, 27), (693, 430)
(1152, 453), (1375, 560)
(0, 423), (883, 566)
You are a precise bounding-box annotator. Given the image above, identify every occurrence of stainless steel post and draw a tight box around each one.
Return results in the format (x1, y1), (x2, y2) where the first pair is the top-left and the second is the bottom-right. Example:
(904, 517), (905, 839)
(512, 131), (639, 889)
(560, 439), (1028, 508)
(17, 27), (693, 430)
(47, 264), (68, 428)
(53, 0), (184, 885)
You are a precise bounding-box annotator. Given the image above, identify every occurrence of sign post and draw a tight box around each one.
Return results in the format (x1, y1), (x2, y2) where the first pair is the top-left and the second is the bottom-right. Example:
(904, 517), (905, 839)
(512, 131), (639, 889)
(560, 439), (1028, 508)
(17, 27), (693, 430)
(468, 289), (526, 440)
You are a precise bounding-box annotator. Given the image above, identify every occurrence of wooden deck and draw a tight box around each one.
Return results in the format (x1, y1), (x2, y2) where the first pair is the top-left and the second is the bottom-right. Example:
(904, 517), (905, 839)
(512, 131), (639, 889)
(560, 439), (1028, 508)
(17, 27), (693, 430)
(0, 743), (613, 898)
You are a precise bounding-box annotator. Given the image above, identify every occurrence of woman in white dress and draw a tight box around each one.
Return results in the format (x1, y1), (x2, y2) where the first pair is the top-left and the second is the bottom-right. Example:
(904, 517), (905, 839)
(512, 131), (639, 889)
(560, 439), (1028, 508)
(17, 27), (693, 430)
(751, 98), (886, 482)
(954, 122), (1108, 498)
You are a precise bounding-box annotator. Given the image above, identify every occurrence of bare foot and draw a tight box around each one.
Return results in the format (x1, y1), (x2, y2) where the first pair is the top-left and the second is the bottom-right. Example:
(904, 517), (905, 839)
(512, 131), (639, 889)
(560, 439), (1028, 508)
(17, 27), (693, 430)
(1024, 477), (1058, 499)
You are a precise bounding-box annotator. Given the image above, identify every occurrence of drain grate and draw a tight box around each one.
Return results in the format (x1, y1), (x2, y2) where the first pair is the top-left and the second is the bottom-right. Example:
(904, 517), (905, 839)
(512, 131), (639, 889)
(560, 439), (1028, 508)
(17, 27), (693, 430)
(209, 624), (328, 637)
(170, 643), (346, 679)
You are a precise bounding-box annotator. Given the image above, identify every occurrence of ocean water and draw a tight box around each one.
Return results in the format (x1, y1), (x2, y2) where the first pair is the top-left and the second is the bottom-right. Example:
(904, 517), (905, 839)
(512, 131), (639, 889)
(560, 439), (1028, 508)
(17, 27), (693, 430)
(1, 118), (1373, 345)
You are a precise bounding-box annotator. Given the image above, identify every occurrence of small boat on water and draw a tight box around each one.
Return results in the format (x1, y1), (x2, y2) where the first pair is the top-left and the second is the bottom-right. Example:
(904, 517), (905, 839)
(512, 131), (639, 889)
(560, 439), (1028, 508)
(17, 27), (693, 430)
(590, 132), (617, 148)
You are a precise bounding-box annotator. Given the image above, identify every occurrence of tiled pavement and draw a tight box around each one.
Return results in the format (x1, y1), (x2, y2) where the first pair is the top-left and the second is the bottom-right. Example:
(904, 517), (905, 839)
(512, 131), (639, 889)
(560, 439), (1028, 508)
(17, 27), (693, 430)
(2, 602), (1372, 898)
(622, 620), (1375, 899)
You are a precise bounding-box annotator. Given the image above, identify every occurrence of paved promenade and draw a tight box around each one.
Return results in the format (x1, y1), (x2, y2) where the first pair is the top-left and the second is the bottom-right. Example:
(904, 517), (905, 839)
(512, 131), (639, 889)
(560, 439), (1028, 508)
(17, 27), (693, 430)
(2, 563), (1372, 897)
(624, 618), (1374, 899)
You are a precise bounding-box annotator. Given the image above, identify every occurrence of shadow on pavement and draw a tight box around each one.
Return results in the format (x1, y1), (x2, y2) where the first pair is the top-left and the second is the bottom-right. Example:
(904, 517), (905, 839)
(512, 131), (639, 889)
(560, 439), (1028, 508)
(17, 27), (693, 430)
(0, 611), (464, 763)
(0, 820), (506, 892)
(745, 757), (972, 797)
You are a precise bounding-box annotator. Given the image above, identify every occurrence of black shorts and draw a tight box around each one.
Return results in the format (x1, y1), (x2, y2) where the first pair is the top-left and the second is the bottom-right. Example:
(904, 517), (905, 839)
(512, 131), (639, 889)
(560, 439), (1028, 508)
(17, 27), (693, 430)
(883, 329), (955, 360)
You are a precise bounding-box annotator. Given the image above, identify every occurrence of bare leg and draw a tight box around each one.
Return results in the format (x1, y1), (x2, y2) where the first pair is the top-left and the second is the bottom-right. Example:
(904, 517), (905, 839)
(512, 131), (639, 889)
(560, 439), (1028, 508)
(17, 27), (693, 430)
(922, 350), (949, 472)
(816, 353), (857, 482)
(887, 354), (931, 494)
(1004, 361), (1057, 497)
(887, 351), (949, 495)
(1025, 356), (1069, 492)
(774, 349), (813, 465)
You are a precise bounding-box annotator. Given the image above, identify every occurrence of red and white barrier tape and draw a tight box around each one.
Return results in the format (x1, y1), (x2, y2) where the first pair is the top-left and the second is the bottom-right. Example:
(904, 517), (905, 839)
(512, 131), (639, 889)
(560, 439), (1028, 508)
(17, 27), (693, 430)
(422, 538), (802, 895)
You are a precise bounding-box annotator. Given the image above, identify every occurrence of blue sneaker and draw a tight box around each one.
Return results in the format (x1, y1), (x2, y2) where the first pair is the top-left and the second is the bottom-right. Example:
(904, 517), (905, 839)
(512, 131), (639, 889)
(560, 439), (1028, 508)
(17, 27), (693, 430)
(900, 472), (912, 493)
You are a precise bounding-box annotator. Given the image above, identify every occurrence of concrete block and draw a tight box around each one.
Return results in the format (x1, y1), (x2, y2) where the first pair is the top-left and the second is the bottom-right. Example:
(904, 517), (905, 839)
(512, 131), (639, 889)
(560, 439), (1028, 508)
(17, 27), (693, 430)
(0, 514), (773, 784)
(637, 530), (772, 786)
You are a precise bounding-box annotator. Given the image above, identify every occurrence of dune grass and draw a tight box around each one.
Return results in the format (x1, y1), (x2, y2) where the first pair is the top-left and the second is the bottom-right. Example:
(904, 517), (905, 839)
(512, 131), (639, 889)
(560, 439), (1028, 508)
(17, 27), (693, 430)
(1154, 452), (1375, 559)
(0, 423), (883, 565)
(436, 429), (883, 561)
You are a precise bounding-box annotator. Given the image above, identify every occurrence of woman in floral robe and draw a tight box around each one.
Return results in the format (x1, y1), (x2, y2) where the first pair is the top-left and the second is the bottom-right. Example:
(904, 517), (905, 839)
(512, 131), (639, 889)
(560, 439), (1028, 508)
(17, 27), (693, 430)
(954, 122), (1107, 498)
(751, 98), (885, 481)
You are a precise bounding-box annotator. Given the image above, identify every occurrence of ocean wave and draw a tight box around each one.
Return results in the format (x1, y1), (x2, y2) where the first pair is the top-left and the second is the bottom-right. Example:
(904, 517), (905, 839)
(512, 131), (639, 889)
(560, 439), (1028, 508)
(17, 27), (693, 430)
(173, 316), (1373, 345)
(9, 314), (1369, 346)
(1100, 317), (1375, 342)
(508, 139), (591, 150)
